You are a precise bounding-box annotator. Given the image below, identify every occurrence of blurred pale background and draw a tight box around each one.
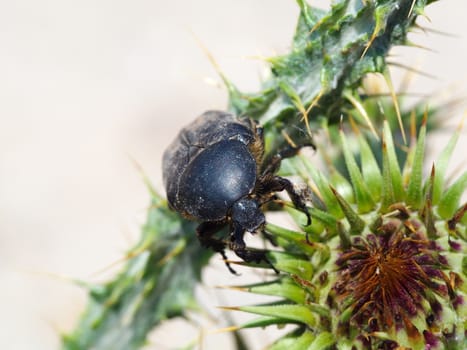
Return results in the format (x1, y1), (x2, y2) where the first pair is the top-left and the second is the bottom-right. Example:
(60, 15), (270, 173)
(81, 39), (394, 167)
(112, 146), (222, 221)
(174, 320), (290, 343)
(0, 1), (465, 349)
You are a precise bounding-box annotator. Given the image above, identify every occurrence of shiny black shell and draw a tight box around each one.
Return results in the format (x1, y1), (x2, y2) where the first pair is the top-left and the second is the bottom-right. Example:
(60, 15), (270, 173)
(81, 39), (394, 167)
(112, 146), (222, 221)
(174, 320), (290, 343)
(162, 111), (259, 221)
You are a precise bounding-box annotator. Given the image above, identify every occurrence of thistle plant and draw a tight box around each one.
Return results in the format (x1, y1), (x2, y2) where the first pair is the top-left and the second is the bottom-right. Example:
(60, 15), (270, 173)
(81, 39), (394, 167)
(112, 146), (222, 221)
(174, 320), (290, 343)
(225, 115), (466, 349)
(63, 1), (466, 349)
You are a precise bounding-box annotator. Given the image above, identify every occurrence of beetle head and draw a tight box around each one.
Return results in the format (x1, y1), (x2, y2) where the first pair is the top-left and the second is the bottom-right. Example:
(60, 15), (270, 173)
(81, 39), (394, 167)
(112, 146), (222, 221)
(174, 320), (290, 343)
(231, 198), (265, 233)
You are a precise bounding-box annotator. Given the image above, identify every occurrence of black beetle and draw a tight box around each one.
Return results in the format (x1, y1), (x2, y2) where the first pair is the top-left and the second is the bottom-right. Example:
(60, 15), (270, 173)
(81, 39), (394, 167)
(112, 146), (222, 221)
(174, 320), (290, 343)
(163, 110), (311, 273)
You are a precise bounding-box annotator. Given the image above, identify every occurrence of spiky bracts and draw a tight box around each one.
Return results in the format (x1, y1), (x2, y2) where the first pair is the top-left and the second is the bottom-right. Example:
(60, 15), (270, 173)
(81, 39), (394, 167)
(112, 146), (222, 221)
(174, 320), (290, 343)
(229, 0), (437, 151)
(226, 120), (466, 350)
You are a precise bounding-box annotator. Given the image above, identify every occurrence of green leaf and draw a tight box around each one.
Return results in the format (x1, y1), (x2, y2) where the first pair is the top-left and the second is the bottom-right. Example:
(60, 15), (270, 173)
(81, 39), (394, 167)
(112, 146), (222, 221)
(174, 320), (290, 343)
(438, 172), (467, 219)
(267, 223), (317, 252)
(232, 278), (307, 304)
(381, 129), (396, 212)
(340, 129), (376, 213)
(382, 121), (404, 202)
(422, 166), (437, 239)
(433, 125), (461, 204)
(309, 332), (335, 350)
(240, 316), (294, 329)
(269, 330), (316, 350)
(298, 156), (344, 218)
(358, 134), (383, 201)
(330, 167), (355, 204)
(308, 208), (339, 235)
(330, 186), (365, 235)
(269, 251), (314, 278)
(406, 122), (426, 209)
(234, 304), (316, 326)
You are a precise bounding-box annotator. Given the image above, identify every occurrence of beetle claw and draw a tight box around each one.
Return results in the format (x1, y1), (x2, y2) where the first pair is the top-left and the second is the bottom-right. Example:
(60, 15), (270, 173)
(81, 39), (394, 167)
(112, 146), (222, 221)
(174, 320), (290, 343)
(261, 229), (278, 246)
(220, 251), (239, 275)
(233, 248), (279, 274)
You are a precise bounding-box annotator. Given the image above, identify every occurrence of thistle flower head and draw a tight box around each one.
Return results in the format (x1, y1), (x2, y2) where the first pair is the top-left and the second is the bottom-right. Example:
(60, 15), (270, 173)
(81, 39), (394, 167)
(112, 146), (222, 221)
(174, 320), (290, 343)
(333, 214), (462, 348)
(224, 116), (466, 350)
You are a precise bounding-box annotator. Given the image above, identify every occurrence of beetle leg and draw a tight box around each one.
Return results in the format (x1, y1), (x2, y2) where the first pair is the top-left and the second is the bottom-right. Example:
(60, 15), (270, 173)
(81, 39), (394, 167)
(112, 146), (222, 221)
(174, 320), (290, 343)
(230, 223), (279, 274)
(258, 176), (312, 227)
(233, 248), (279, 274)
(261, 142), (315, 175)
(196, 221), (238, 274)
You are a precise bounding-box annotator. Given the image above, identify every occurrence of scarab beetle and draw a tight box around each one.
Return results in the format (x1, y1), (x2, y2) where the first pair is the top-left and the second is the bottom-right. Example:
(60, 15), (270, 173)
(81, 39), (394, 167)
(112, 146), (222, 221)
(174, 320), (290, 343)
(163, 110), (311, 273)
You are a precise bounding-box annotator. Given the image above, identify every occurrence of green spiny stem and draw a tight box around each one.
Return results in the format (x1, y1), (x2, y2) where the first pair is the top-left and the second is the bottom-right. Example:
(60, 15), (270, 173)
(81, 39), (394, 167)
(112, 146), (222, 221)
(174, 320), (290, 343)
(62, 193), (212, 350)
